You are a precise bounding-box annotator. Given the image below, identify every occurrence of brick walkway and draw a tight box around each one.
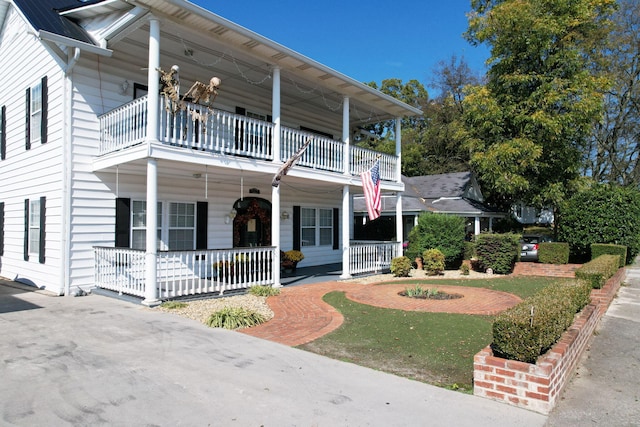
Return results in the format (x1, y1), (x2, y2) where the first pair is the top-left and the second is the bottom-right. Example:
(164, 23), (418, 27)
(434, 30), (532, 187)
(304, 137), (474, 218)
(239, 281), (521, 346)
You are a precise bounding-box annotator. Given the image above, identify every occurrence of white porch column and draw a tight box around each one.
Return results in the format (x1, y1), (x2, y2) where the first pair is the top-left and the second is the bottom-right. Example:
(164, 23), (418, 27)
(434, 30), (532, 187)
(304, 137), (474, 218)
(340, 185), (352, 279)
(272, 66), (281, 163)
(395, 117), (402, 182)
(342, 97), (350, 176)
(143, 158), (159, 306)
(272, 185), (282, 287)
(474, 216), (481, 236)
(142, 17), (161, 306)
(489, 217), (494, 232)
(146, 17), (160, 143)
(395, 117), (403, 254)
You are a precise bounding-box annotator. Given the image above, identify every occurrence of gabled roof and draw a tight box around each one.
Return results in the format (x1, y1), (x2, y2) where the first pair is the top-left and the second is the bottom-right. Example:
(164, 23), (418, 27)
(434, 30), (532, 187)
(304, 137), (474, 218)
(403, 172), (473, 199)
(14, 0), (98, 45)
(354, 172), (505, 217)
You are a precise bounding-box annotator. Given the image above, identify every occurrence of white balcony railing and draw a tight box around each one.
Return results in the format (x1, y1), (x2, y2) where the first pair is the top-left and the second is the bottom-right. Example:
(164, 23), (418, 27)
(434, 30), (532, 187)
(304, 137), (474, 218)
(348, 241), (401, 275)
(98, 96), (399, 181)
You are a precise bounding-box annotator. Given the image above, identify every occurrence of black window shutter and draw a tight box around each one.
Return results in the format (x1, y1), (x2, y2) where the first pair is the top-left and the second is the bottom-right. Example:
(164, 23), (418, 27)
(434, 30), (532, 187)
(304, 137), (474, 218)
(40, 76), (48, 144)
(23, 199), (29, 260)
(115, 198), (131, 248)
(25, 88), (30, 150)
(196, 201), (208, 249)
(1, 105), (6, 160)
(333, 208), (339, 250)
(293, 205), (301, 251)
(38, 196), (45, 264)
(0, 202), (4, 256)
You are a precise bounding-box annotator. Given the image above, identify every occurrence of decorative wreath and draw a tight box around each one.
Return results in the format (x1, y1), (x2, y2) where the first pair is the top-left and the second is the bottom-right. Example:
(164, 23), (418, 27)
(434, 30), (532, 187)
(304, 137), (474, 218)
(233, 199), (271, 247)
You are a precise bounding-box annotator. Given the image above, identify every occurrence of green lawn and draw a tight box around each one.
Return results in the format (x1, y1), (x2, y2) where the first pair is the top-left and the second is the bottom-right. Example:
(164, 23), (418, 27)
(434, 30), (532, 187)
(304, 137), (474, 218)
(298, 277), (570, 392)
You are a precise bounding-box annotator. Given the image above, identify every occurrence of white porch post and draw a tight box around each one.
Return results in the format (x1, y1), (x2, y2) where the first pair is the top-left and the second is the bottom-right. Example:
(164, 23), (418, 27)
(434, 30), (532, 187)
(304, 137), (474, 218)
(143, 17), (160, 306)
(146, 17), (160, 143)
(342, 97), (350, 176)
(143, 158), (159, 305)
(272, 185), (282, 287)
(340, 185), (352, 279)
(340, 97), (352, 279)
(395, 117), (403, 253)
(474, 216), (481, 236)
(271, 66), (282, 287)
(272, 66), (281, 163)
(489, 217), (494, 232)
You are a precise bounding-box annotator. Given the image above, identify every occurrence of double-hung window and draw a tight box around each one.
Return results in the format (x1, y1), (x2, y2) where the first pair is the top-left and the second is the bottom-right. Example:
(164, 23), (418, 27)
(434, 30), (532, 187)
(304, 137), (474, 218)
(131, 201), (195, 250)
(300, 207), (333, 247)
(30, 82), (42, 144)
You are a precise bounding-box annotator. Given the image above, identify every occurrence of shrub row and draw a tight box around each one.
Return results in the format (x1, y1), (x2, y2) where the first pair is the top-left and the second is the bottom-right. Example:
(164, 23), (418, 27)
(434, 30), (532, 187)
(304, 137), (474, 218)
(492, 280), (592, 363)
(538, 242), (569, 264)
(591, 243), (627, 268)
(574, 254), (621, 289)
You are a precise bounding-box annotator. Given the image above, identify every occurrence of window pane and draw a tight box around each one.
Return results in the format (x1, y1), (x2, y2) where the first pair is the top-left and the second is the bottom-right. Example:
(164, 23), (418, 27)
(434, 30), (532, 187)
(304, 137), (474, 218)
(132, 201), (146, 227)
(30, 83), (42, 143)
(29, 199), (40, 255)
(319, 209), (332, 226)
(169, 229), (194, 250)
(319, 228), (332, 246)
(301, 208), (315, 226)
(301, 228), (315, 246)
(132, 230), (145, 250)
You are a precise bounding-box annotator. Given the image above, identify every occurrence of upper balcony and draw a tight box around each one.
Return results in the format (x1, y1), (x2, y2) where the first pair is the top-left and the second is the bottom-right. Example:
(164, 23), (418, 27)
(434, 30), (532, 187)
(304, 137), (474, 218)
(99, 96), (400, 182)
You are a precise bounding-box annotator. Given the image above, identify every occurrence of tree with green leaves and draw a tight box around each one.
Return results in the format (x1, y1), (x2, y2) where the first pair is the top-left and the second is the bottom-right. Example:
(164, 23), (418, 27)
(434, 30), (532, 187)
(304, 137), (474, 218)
(462, 0), (617, 212)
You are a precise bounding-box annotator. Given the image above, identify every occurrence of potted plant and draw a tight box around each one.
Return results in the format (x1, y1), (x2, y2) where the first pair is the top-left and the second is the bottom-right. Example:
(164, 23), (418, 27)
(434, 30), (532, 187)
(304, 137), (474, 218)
(282, 250), (304, 272)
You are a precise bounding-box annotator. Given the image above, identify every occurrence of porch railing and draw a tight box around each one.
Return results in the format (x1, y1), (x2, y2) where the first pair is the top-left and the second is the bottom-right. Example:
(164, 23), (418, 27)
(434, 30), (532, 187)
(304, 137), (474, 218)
(348, 241), (401, 276)
(98, 96), (399, 180)
(94, 246), (275, 299)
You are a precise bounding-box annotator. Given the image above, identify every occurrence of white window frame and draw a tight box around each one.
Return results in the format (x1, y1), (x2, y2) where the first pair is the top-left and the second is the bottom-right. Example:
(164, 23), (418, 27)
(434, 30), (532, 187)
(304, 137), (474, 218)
(28, 199), (40, 256)
(30, 81), (42, 144)
(300, 207), (333, 247)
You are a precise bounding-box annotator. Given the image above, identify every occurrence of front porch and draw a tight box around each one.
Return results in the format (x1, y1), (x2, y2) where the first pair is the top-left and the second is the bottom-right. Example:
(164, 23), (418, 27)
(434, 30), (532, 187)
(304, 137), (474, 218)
(94, 241), (400, 300)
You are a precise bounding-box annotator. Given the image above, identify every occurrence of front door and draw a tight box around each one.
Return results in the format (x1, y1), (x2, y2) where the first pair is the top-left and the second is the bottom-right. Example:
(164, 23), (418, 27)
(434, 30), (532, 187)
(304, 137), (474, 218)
(232, 197), (271, 247)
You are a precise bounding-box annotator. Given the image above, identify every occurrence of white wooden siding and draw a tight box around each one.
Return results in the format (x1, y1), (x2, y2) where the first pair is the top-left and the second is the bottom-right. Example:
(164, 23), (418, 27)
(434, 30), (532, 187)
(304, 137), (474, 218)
(0, 7), (65, 293)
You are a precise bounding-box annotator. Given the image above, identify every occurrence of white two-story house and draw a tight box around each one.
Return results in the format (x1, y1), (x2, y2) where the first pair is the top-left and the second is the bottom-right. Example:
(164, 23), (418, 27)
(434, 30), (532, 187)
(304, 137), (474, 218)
(0, 0), (421, 304)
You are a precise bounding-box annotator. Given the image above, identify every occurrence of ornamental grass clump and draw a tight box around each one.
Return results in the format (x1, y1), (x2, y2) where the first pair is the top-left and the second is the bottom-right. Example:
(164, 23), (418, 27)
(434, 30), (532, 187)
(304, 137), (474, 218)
(206, 307), (266, 329)
(248, 285), (281, 297)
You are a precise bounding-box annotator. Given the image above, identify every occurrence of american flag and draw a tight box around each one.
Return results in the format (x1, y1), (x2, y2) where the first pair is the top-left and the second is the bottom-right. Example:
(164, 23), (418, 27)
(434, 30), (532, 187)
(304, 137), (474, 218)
(361, 159), (381, 220)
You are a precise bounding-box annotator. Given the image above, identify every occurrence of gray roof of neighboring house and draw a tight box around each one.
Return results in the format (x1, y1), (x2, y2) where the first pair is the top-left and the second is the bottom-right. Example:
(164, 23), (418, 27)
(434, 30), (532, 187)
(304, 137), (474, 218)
(355, 172), (504, 216)
(14, 0), (99, 44)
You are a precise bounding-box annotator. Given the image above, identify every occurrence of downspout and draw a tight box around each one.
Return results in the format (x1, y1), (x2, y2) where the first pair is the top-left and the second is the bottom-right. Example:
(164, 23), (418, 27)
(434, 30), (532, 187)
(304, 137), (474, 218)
(62, 47), (80, 296)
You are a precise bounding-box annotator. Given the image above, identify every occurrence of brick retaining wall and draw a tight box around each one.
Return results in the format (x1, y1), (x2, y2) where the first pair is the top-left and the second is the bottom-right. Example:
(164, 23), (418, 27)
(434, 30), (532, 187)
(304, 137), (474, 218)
(473, 267), (626, 414)
(512, 262), (581, 278)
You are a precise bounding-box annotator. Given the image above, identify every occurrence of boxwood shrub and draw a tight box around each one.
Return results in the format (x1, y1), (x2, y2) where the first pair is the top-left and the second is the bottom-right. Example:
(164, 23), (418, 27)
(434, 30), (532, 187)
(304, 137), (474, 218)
(591, 243), (627, 268)
(492, 280), (592, 363)
(474, 233), (519, 274)
(574, 254), (620, 289)
(538, 242), (569, 264)
(390, 256), (412, 277)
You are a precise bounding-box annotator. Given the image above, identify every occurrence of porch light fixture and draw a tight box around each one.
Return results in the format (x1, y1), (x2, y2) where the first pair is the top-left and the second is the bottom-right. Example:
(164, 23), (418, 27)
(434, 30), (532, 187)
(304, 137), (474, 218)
(281, 211), (290, 220)
(225, 208), (237, 224)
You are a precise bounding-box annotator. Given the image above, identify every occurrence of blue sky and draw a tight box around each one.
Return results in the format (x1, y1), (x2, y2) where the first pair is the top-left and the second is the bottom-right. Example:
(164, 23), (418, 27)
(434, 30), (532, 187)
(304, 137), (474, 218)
(192, 1), (490, 94)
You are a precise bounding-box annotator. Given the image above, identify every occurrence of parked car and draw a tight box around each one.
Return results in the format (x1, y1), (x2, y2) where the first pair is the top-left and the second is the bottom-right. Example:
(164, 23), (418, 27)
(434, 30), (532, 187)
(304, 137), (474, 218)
(519, 235), (553, 262)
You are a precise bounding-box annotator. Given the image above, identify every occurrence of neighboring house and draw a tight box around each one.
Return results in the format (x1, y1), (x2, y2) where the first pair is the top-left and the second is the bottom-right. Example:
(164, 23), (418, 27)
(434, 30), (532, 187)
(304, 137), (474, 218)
(0, 0), (421, 304)
(512, 202), (554, 225)
(354, 172), (505, 241)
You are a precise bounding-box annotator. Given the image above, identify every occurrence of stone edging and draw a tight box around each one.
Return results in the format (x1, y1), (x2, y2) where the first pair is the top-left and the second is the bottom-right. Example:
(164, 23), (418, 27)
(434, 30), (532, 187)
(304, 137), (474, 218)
(473, 267), (626, 414)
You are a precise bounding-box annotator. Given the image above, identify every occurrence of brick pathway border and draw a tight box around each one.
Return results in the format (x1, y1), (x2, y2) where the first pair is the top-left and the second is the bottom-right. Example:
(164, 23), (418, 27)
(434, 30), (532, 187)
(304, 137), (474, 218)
(240, 281), (521, 346)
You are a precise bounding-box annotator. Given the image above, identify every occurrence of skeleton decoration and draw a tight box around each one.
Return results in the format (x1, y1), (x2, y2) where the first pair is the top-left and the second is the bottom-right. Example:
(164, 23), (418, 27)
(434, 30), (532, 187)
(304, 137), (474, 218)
(157, 66), (221, 113)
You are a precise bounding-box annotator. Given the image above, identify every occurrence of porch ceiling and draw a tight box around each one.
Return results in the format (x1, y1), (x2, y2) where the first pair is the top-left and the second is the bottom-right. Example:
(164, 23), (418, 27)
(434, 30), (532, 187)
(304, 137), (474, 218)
(67, 0), (421, 125)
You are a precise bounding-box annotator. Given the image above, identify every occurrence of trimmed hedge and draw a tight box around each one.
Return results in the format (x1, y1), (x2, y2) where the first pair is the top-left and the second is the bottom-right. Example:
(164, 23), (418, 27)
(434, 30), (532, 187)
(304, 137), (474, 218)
(574, 254), (620, 289)
(475, 233), (519, 274)
(492, 280), (592, 363)
(538, 242), (569, 264)
(591, 243), (627, 268)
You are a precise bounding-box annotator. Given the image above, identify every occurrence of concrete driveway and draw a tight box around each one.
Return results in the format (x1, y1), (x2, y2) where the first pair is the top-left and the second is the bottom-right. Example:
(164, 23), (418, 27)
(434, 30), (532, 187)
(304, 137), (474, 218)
(0, 280), (546, 427)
